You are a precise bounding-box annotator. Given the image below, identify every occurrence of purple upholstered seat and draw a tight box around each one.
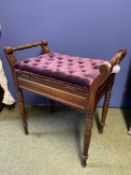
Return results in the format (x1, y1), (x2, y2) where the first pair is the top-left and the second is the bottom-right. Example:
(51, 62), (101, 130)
(14, 52), (104, 88)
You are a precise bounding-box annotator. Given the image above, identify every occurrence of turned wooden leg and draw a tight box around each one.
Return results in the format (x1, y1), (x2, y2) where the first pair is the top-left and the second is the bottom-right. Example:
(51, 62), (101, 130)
(99, 90), (111, 134)
(128, 122), (131, 136)
(99, 75), (115, 134)
(49, 99), (54, 112)
(82, 111), (93, 167)
(0, 103), (4, 112)
(17, 88), (28, 135)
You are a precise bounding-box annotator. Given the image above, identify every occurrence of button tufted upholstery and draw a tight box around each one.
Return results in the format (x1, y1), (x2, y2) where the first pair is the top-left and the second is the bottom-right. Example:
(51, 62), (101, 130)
(15, 52), (104, 89)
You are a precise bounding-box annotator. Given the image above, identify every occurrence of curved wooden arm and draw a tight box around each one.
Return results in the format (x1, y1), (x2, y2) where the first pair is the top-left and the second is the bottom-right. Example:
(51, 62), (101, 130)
(100, 48), (127, 73)
(4, 40), (49, 54)
(109, 48), (127, 66)
(87, 48), (127, 111)
(4, 40), (50, 85)
(90, 48), (127, 92)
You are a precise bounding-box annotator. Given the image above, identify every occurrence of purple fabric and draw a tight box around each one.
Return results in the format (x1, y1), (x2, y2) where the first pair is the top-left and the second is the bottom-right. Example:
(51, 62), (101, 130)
(15, 52), (104, 88)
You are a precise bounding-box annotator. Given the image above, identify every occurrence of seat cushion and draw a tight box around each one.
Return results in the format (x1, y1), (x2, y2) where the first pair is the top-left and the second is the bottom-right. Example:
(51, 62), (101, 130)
(14, 52), (104, 88)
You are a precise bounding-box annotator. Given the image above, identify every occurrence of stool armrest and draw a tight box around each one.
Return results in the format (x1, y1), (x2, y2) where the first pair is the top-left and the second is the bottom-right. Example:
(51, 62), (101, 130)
(4, 40), (49, 54)
(100, 48), (127, 74)
(4, 39), (50, 69)
(89, 48), (127, 94)
(109, 48), (127, 66)
(4, 40), (50, 85)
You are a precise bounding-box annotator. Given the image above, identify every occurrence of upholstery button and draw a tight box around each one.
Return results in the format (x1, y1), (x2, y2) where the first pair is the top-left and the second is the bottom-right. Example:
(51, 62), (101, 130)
(78, 61), (83, 64)
(58, 61), (62, 64)
(33, 63), (38, 66)
(68, 59), (73, 62)
(84, 74), (89, 77)
(84, 74), (93, 78)
(49, 53), (54, 58)
(56, 68), (60, 71)
(91, 62), (96, 66)
(58, 57), (63, 60)
(93, 66), (99, 69)
(68, 63), (73, 66)
(69, 70), (74, 74)
(45, 62), (49, 65)
(35, 59), (40, 62)
(24, 60), (30, 63)
(57, 64), (61, 67)
(79, 65), (84, 68)
(48, 59), (54, 61)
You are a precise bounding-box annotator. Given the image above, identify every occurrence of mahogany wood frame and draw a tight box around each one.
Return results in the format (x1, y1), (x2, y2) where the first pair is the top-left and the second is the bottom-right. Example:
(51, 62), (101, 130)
(0, 85), (4, 112)
(128, 123), (131, 135)
(4, 40), (127, 166)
